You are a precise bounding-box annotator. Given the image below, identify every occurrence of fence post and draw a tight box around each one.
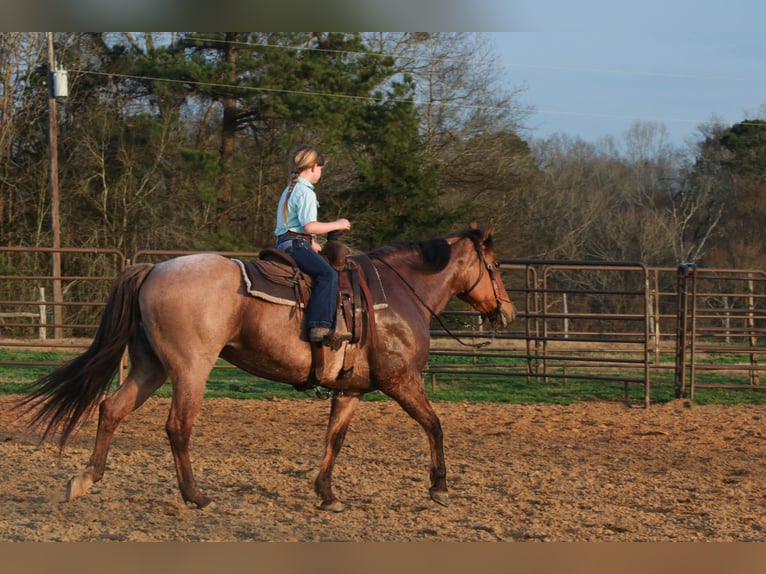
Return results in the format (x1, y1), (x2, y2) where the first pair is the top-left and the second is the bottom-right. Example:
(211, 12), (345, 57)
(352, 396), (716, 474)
(674, 262), (697, 399)
(747, 275), (759, 386)
(38, 287), (47, 341)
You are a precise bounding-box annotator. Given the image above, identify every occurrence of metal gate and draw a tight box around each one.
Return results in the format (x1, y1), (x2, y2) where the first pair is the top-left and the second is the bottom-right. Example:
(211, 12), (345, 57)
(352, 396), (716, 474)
(428, 260), (655, 406)
(672, 263), (766, 400)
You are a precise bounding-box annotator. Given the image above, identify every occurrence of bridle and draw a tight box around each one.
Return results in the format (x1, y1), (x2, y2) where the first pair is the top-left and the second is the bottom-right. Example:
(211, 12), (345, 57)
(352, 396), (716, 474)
(457, 238), (511, 326)
(371, 235), (509, 348)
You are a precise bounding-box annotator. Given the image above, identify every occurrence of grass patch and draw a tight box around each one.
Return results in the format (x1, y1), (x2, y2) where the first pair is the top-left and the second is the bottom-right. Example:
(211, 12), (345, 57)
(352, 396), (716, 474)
(424, 372), (669, 405)
(2, 347), (766, 406)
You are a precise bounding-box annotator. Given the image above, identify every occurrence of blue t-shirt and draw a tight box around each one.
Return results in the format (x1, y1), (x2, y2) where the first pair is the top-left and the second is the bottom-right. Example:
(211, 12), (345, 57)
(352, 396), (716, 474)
(274, 177), (319, 236)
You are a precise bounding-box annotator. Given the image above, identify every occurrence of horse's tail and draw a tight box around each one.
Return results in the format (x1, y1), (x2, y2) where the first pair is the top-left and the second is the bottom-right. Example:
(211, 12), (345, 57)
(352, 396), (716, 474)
(16, 263), (155, 448)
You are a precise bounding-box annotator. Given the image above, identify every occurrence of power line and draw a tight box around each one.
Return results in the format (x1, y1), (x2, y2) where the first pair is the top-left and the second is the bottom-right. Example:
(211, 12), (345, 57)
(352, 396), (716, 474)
(495, 62), (766, 85)
(72, 69), (518, 116)
(73, 69), (761, 130)
(78, 68), (766, 130)
(175, 33), (766, 128)
(183, 33), (766, 86)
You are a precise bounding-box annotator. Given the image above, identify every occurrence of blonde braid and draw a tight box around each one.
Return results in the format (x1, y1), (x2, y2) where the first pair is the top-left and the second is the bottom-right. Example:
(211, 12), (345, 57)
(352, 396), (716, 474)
(282, 172), (301, 222)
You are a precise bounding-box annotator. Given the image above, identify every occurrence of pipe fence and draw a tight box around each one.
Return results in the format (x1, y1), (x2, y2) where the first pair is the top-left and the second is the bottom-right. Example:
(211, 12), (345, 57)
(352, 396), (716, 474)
(2, 247), (765, 405)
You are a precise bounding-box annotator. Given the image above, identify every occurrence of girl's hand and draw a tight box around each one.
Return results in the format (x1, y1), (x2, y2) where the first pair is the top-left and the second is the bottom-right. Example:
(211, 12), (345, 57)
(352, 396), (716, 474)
(336, 218), (351, 231)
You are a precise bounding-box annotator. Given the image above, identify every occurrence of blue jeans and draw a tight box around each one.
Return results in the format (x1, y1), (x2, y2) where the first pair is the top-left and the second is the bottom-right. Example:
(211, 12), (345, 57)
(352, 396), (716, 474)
(276, 238), (337, 329)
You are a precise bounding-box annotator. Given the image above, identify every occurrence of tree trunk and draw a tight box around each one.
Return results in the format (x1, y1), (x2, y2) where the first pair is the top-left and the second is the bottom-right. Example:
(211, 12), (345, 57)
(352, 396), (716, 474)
(218, 32), (238, 225)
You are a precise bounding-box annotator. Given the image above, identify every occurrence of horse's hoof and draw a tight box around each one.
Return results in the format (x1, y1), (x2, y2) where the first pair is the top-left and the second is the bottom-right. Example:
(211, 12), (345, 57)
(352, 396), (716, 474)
(65, 478), (77, 502)
(183, 495), (213, 509)
(66, 472), (94, 501)
(430, 489), (450, 507)
(318, 499), (344, 512)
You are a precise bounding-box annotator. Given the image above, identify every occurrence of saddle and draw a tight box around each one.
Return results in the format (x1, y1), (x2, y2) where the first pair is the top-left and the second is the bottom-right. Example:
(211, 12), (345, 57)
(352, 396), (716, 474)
(233, 239), (387, 386)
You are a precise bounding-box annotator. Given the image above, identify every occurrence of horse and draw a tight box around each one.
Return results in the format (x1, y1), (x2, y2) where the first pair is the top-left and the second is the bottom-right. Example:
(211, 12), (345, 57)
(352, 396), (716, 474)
(17, 220), (515, 512)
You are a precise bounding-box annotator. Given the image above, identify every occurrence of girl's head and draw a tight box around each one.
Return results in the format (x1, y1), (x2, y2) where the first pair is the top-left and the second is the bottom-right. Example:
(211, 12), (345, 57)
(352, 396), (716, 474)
(290, 145), (325, 177)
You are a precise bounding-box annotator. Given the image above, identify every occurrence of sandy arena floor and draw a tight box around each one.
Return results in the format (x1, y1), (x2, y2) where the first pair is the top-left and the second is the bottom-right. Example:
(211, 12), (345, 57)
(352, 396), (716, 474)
(1, 394), (766, 542)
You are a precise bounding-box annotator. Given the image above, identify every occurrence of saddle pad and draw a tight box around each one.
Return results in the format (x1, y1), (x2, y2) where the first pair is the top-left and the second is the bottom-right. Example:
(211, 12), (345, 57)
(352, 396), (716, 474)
(232, 256), (388, 310)
(233, 258), (308, 307)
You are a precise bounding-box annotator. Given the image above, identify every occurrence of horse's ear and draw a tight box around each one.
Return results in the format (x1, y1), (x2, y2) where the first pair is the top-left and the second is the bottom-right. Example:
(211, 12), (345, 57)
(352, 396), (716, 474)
(469, 219), (478, 230)
(482, 217), (495, 242)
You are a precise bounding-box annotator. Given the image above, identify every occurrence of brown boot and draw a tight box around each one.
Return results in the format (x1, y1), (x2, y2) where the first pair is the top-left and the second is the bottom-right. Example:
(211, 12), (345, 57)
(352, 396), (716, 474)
(309, 326), (331, 342)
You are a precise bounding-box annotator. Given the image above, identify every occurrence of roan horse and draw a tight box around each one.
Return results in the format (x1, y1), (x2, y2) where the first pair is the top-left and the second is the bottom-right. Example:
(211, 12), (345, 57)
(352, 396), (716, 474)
(18, 220), (515, 511)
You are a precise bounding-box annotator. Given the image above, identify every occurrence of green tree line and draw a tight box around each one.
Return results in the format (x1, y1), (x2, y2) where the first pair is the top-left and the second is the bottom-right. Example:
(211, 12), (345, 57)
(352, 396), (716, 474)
(1, 31), (765, 272)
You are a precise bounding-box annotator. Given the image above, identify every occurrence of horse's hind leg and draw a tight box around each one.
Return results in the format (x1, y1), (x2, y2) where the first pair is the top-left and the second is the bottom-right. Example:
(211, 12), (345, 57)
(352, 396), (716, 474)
(164, 363), (215, 509)
(67, 340), (167, 501)
(314, 393), (360, 512)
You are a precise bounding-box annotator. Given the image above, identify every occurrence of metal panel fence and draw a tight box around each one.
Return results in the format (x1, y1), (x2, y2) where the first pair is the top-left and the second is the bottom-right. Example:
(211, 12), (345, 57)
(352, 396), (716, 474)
(671, 263), (766, 400)
(0, 246), (125, 349)
(427, 260), (655, 406)
(2, 247), (766, 405)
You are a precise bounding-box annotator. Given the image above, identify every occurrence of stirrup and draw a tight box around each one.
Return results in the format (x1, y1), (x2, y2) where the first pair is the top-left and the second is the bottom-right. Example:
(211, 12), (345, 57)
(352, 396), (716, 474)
(324, 330), (352, 350)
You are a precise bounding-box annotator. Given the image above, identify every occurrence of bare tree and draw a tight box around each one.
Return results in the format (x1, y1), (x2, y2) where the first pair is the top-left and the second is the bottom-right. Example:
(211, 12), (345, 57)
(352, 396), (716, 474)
(527, 135), (616, 260)
(64, 107), (175, 252)
(0, 33), (47, 245)
(666, 176), (723, 262)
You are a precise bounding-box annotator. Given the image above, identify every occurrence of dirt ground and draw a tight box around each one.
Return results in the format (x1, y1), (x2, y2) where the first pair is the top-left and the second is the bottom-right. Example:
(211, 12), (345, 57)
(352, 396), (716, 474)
(1, 393), (766, 542)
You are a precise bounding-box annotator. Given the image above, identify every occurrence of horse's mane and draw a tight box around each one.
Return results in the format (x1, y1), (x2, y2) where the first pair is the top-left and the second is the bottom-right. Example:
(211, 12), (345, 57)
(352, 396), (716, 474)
(368, 227), (489, 273)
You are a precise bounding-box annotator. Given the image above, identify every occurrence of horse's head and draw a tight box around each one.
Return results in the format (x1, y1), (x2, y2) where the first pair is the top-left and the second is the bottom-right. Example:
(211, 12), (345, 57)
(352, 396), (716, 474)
(456, 219), (516, 329)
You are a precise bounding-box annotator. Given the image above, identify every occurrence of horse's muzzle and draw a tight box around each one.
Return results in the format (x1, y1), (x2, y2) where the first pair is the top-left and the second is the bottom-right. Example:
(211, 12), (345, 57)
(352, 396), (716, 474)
(498, 308), (514, 329)
(485, 303), (515, 330)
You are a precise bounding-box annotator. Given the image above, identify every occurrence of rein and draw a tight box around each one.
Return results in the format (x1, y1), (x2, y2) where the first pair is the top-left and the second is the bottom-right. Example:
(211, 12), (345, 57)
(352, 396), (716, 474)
(370, 240), (499, 349)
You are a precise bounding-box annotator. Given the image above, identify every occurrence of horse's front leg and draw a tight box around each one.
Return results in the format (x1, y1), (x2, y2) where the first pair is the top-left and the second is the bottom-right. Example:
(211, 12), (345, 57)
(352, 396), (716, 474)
(314, 393), (360, 512)
(387, 374), (449, 507)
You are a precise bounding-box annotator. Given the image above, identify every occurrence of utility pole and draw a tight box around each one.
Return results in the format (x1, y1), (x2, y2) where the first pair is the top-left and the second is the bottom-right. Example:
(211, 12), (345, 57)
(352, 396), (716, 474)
(47, 32), (63, 339)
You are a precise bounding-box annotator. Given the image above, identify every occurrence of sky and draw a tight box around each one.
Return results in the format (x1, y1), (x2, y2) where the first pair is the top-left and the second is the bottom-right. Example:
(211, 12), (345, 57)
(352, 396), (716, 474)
(490, 32), (766, 149)
(486, 4), (766, 148)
